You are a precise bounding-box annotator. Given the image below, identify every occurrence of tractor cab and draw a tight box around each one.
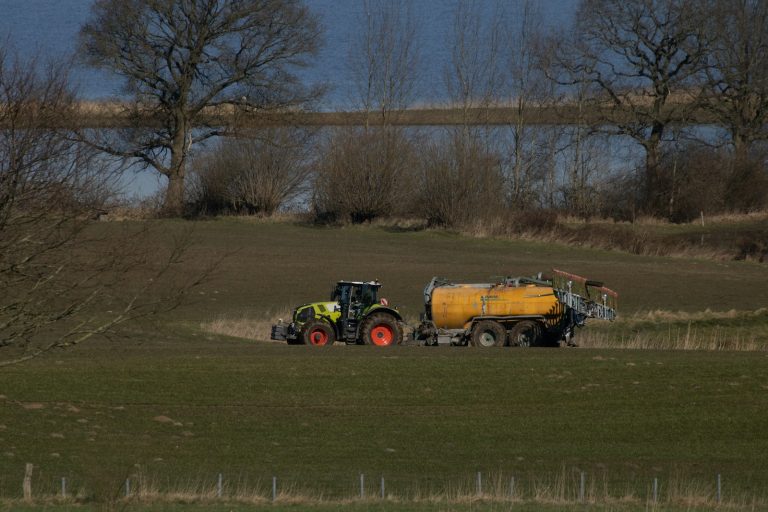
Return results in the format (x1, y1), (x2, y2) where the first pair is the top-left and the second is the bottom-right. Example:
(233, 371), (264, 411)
(331, 281), (381, 308)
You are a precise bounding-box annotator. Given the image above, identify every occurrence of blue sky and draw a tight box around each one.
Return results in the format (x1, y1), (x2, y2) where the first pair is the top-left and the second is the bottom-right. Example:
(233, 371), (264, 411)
(0, 0), (578, 103)
(0, 0), (579, 198)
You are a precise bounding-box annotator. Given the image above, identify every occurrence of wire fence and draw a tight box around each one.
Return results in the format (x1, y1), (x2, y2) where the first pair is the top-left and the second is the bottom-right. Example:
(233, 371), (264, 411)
(3, 464), (760, 509)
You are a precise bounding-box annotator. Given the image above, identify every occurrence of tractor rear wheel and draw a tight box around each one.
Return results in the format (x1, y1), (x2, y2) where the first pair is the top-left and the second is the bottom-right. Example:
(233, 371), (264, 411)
(360, 313), (403, 346)
(300, 321), (335, 346)
(509, 320), (542, 347)
(470, 320), (507, 347)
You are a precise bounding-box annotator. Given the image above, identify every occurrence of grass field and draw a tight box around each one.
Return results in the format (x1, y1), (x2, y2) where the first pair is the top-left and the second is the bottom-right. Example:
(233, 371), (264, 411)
(166, 218), (768, 317)
(3, 343), (768, 507)
(1, 219), (767, 510)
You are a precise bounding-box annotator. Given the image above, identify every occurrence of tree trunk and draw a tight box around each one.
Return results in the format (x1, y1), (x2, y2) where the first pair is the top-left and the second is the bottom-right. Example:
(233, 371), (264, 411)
(162, 119), (189, 217)
(732, 129), (748, 163)
(644, 124), (664, 216)
(644, 142), (659, 215)
(163, 171), (185, 217)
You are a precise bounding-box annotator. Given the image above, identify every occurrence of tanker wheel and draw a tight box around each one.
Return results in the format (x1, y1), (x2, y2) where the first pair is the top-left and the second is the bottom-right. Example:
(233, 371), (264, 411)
(470, 320), (507, 347)
(509, 321), (542, 347)
(300, 321), (335, 346)
(360, 313), (403, 346)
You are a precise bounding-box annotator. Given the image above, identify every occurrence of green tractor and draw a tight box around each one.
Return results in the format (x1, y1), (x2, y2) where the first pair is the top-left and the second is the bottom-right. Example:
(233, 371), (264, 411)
(270, 280), (404, 346)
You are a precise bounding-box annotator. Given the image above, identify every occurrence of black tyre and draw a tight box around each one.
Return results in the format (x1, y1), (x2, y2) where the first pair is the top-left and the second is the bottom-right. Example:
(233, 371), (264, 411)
(300, 320), (335, 346)
(470, 320), (507, 347)
(508, 320), (542, 347)
(359, 313), (403, 346)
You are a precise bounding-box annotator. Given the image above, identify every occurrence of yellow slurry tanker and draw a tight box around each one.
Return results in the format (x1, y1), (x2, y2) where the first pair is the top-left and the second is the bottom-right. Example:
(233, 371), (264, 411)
(414, 269), (617, 347)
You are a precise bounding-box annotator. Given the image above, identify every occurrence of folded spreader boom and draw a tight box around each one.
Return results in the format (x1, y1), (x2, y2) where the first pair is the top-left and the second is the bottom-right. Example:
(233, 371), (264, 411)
(551, 269), (618, 321)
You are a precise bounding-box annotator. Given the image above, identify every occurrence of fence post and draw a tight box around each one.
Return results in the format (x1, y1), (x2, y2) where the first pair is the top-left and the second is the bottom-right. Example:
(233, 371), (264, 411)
(359, 473), (365, 499)
(217, 473), (223, 498)
(716, 474), (721, 504)
(380, 475), (385, 499)
(509, 475), (515, 499)
(61, 476), (67, 498)
(272, 476), (277, 502)
(653, 477), (658, 503)
(476, 471), (482, 496)
(125, 478), (130, 498)
(579, 472), (585, 502)
(23, 463), (33, 502)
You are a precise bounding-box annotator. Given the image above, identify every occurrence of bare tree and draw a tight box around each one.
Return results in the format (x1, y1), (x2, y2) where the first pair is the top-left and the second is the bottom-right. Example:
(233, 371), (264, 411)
(554, 79), (614, 218)
(349, 0), (420, 126)
(703, 0), (768, 158)
(445, 0), (504, 125)
(315, 0), (421, 224)
(418, 0), (506, 228)
(414, 131), (505, 228)
(313, 128), (416, 223)
(190, 128), (314, 215)
(554, 0), (709, 215)
(0, 47), (205, 366)
(504, 0), (558, 208)
(79, 0), (322, 216)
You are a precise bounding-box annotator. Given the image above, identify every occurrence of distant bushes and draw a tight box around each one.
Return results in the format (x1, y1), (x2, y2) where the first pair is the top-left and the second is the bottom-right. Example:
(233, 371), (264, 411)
(188, 128), (314, 216)
(413, 132), (505, 227)
(312, 127), (416, 223)
(181, 127), (767, 235)
(655, 144), (768, 223)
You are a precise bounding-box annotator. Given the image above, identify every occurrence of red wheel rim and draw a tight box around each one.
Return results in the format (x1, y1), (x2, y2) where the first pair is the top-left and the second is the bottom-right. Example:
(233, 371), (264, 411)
(309, 328), (329, 346)
(370, 324), (394, 346)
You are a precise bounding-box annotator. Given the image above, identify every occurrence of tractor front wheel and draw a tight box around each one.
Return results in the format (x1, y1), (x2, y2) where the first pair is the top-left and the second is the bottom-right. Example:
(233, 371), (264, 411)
(300, 321), (335, 346)
(360, 313), (403, 346)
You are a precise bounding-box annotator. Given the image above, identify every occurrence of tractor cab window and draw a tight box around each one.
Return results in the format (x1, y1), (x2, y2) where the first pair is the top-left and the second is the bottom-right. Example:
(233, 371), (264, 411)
(331, 282), (379, 306)
(332, 284), (353, 305)
(350, 285), (371, 306)
(360, 284), (378, 305)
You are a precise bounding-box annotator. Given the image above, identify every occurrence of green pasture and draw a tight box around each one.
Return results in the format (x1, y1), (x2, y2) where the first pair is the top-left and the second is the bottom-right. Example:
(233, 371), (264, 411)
(161, 218), (768, 318)
(1, 343), (767, 506)
(2, 219), (768, 510)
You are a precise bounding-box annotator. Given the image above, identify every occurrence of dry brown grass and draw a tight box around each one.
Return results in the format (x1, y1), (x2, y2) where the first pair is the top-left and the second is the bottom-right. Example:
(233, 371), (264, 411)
(628, 308), (767, 323)
(457, 213), (764, 262)
(579, 309), (768, 351)
(450, 209), (768, 263)
(578, 332), (763, 352)
(558, 211), (768, 228)
(201, 308), (292, 342)
(223, 211), (308, 224)
(7, 470), (763, 510)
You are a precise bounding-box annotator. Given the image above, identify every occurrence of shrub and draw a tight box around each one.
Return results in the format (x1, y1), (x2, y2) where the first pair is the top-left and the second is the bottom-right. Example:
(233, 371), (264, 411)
(412, 131), (505, 228)
(658, 144), (767, 223)
(189, 128), (314, 216)
(312, 127), (417, 223)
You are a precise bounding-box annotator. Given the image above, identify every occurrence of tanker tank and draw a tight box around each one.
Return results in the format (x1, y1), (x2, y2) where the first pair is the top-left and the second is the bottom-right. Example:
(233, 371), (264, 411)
(416, 271), (617, 347)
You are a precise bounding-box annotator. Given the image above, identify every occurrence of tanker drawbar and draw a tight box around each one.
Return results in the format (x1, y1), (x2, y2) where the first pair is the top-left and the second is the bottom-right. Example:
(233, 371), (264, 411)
(413, 270), (617, 347)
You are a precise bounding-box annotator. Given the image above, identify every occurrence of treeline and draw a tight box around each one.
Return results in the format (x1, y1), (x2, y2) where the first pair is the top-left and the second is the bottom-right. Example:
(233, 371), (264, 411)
(3, 0), (768, 227)
(185, 0), (768, 225)
(187, 124), (768, 226)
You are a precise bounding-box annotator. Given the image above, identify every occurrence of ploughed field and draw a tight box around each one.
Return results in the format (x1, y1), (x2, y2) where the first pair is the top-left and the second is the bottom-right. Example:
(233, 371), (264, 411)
(1, 219), (767, 508)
